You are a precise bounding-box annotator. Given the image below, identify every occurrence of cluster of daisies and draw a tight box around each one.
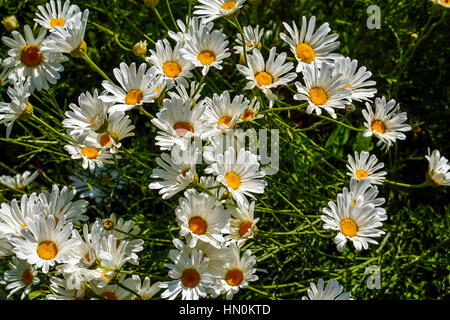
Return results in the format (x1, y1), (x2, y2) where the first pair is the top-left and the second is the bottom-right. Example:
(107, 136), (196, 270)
(0, 0), (449, 301)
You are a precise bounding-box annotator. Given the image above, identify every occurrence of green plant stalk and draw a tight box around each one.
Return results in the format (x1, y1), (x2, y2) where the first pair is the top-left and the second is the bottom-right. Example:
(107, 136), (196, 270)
(233, 16), (248, 65)
(165, 0), (179, 32)
(384, 179), (430, 188)
(81, 53), (112, 82)
(31, 115), (79, 144)
(152, 7), (171, 31)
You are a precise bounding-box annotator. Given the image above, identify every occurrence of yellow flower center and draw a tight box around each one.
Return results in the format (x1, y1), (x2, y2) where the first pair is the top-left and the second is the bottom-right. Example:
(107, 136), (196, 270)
(181, 268), (201, 288)
(295, 43), (315, 64)
(355, 169), (369, 180)
(125, 89), (144, 105)
(99, 133), (119, 147)
(371, 120), (386, 134)
(255, 71), (273, 87)
(340, 218), (358, 237)
(217, 116), (233, 128)
(162, 61), (182, 78)
(22, 268), (34, 285)
(309, 87), (328, 105)
(189, 216), (207, 235)
(81, 147), (99, 160)
(21, 45), (44, 67)
(173, 121), (194, 137)
(221, 1), (237, 11)
(427, 170), (443, 186)
(239, 220), (253, 236)
(241, 109), (254, 121)
(103, 218), (115, 230)
(225, 268), (244, 286)
(36, 240), (58, 260)
(197, 50), (216, 65)
(225, 171), (241, 190)
(101, 291), (118, 300)
(50, 17), (65, 28)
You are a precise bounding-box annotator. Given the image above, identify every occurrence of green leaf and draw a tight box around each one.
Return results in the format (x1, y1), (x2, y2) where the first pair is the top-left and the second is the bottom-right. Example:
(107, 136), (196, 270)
(353, 131), (374, 153)
(325, 125), (351, 157)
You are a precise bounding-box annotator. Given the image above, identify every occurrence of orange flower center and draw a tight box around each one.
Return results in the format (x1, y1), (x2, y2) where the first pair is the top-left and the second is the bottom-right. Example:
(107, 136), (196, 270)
(371, 120), (386, 134)
(225, 268), (244, 286)
(309, 87), (328, 105)
(50, 17), (65, 28)
(81, 147), (99, 160)
(125, 89), (144, 105)
(239, 220), (253, 236)
(36, 240), (58, 260)
(162, 61), (182, 78)
(189, 216), (207, 235)
(225, 171), (241, 190)
(22, 268), (34, 285)
(355, 169), (369, 180)
(241, 110), (254, 121)
(173, 121), (194, 137)
(217, 116), (233, 128)
(295, 43), (315, 64)
(181, 268), (200, 288)
(21, 45), (44, 67)
(101, 291), (118, 300)
(84, 252), (91, 263)
(255, 71), (273, 87)
(340, 218), (358, 237)
(221, 1), (237, 11)
(100, 133), (119, 147)
(197, 50), (216, 65)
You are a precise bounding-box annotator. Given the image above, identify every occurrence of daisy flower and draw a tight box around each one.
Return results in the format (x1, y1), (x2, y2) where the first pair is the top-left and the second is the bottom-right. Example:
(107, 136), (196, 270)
(0, 237), (13, 256)
(89, 280), (133, 300)
(0, 193), (41, 240)
(64, 138), (115, 172)
(201, 90), (249, 137)
(149, 142), (201, 199)
(146, 39), (194, 88)
(181, 24), (231, 75)
(203, 129), (251, 167)
(100, 62), (161, 113)
(0, 170), (39, 189)
(152, 97), (207, 151)
(213, 242), (258, 300)
(0, 58), (12, 86)
(293, 61), (352, 119)
(233, 25), (264, 56)
(46, 277), (86, 300)
(62, 89), (112, 139)
(239, 97), (263, 123)
(431, 0), (450, 8)
(34, 0), (80, 30)
(167, 81), (206, 105)
(280, 16), (341, 72)
(39, 9), (89, 57)
(0, 78), (33, 138)
(122, 275), (161, 300)
(346, 151), (387, 185)
(224, 201), (259, 246)
(38, 184), (89, 225)
(332, 57), (377, 103)
(1, 25), (68, 92)
(302, 279), (352, 300)
(206, 147), (267, 207)
(11, 214), (80, 273)
(3, 256), (40, 299)
(236, 47), (297, 108)
(176, 189), (230, 249)
(92, 111), (135, 154)
(362, 96), (412, 151)
(160, 248), (216, 300)
(345, 177), (387, 221)
(168, 17), (214, 45)
(425, 148), (450, 186)
(194, 0), (246, 23)
(321, 192), (385, 252)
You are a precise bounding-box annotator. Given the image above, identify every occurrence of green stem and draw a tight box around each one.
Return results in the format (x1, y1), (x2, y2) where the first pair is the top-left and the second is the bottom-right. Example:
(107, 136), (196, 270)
(165, 0), (179, 32)
(82, 53), (112, 82)
(137, 105), (154, 119)
(384, 179), (430, 188)
(257, 103), (307, 115)
(116, 282), (143, 300)
(31, 115), (78, 144)
(312, 113), (364, 132)
(233, 16), (248, 65)
(152, 7), (171, 31)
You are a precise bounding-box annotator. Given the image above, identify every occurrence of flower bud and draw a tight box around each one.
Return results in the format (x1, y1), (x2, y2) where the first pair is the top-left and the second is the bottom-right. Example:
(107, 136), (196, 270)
(103, 218), (115, 231)
(2, 15), (19, 32)
(143, 0), (160, 7)
(411, 33), (418, 41)
(133, 40), (148, 56)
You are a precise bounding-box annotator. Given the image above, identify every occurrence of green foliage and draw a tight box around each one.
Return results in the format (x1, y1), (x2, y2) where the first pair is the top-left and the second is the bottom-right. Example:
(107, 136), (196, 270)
(0, 0), (449, 300)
